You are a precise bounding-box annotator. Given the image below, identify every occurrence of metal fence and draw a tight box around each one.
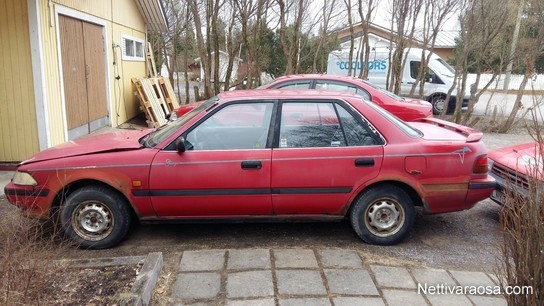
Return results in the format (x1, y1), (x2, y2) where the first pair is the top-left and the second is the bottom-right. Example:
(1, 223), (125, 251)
(471, 74), (544, 91)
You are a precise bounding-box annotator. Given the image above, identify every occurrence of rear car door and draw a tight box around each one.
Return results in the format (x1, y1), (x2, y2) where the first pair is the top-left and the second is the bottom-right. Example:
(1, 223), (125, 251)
(149, 101), (275, 217)
(271, 100), (384, 215)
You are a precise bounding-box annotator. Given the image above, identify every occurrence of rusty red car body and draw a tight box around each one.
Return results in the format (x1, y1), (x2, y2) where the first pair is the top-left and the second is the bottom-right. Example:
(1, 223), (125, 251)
(5, 90), (494, 249)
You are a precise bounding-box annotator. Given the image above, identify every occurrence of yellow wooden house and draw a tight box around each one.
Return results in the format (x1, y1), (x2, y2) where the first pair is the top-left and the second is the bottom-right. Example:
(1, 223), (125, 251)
(0, 0), (166, 163)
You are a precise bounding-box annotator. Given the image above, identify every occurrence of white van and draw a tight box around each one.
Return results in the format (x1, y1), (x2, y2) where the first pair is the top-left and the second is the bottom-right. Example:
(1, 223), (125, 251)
(327, 48), (472, 114)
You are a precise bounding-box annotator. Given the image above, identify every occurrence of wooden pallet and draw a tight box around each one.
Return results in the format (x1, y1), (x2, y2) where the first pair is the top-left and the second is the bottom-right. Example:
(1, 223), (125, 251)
(132, 76), (181, 128)
(146, 42), (157, 77)
(132, 78), (167, 128)
(158, 77), (180, 110)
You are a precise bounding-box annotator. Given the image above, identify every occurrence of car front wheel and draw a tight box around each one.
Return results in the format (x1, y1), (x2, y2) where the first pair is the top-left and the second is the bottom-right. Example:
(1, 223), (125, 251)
(60, 185), (132, 249)
(350, 185), (415, 245)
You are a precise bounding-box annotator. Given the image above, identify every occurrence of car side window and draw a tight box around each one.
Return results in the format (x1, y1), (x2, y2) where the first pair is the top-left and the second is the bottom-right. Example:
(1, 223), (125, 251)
(410, 61), (443, 84)
(275, 82), (311, 89)
(315, 81), (371, 100)
(185, 102), (273, 150)
(335, 104), (379, 146)
(279, 102), (346, 148)
(409, 61), (421, 79)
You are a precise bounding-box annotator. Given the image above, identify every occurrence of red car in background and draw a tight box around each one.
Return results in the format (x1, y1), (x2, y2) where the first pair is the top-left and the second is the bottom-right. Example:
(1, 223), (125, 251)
(488, 142), (543, 204)
(259, 74), (433, 121)
(5, 90), (494, 249)
(174, 75), (432, 121)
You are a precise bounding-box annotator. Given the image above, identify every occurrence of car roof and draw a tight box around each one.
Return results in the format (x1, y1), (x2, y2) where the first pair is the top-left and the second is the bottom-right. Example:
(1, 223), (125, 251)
(216, 89), (365, 101)
(273, 74), (366, 83)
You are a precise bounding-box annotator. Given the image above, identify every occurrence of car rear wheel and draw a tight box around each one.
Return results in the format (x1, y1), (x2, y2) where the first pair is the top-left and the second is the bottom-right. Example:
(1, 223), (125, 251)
(350, 185), (415, 245)
(60, 185), (131, 249)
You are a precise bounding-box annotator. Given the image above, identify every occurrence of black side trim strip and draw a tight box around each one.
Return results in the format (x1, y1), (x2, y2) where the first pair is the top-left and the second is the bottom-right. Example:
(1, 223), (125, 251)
(132, 187), (353, 197)
(4, 188), (49, 197)
(132, 190), (151, 196)
(133, 189), (270, 197)
(140, 215), (345, 224)
(469, 182), (497, 189)
(271, 187), (352, 194)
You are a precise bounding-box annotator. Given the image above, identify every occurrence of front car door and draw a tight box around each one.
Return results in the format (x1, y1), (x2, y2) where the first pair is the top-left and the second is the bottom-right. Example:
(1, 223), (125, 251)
(403, 60), (444, 97)
(271, 100), (385, 215)
(149, 101), (275, 217)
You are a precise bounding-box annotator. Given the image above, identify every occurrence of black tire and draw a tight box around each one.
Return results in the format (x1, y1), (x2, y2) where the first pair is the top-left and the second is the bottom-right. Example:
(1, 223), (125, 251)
(60, 185), (132, 249)
(430, 95), (454, 115)
(350, 185), (415, 245)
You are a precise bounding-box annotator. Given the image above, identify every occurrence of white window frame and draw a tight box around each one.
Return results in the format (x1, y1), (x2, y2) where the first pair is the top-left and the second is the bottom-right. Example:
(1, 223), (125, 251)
(121, 34), (145, 61)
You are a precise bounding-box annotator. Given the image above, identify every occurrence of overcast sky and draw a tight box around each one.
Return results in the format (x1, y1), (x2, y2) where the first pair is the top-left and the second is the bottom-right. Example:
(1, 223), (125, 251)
(319, 0), (461, 34)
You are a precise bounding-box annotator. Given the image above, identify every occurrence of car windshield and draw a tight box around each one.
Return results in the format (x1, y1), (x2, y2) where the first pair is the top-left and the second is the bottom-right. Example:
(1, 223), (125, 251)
(430, 58), (455, 77)
(365, 100), (422, 138)
(362, 80), (405, 102)
(143, 97), (219, 147)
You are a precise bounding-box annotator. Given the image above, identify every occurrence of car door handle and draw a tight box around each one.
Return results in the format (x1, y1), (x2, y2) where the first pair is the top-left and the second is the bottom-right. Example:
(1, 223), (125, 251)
(354, 158), (374, 167)
(241, 160), (262, 169)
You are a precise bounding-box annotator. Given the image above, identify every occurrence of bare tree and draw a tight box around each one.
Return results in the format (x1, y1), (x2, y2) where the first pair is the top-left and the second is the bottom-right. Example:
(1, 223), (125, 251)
(441, 0), (513, 123)
(182, 4), (192, 103)
(388, 0), (423, 94)
(343, 0), (356, 76)
(234, 0), (257, 87)
(276, 0), (308, 75)
(211, 0), (224, 93)
(188, 0), (214, 98)
(223, 8), (239, 91)
(498, 0), (544, 132)
(156, 0), (194, 103)
(251, 0), (270, 80)
(357, 0), (376, 80)
(409, 0), (458, 98)
(312, 0), (337, 73)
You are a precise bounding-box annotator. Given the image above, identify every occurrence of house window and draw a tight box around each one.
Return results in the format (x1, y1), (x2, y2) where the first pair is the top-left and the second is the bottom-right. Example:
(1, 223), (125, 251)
(121, 34), (145, 61)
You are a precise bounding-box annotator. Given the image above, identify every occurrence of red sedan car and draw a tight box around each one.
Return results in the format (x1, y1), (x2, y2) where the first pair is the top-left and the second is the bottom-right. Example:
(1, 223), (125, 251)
(5, 90), (494, 249)
(259, 74), (433, 121)
(175, 75), (432, 121)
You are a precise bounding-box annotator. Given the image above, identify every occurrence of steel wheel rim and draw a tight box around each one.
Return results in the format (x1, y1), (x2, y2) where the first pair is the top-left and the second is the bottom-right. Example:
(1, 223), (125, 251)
(71, 200), (114, 241)
(434, 98), (445, 113)
(364, 198), (405, 237)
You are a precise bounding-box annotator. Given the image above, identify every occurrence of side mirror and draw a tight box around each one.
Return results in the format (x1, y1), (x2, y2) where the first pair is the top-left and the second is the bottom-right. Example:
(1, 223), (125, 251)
(425, 73), (432, 83)
(175, 137), (186, 153)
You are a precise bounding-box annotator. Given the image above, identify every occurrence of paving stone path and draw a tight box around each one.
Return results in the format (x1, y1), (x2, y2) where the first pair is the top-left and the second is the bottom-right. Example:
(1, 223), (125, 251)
(169, 248), (507, 306)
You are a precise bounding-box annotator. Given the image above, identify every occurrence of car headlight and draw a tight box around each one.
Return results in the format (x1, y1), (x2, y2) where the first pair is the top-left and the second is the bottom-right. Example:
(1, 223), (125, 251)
(488, 159), (494, 171)
(12, 171), (38, 186)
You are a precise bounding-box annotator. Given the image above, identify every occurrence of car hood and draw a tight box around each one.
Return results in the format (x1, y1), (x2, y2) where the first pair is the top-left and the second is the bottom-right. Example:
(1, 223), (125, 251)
(489, 142), (543, 176)
(21, 129), (151, 165)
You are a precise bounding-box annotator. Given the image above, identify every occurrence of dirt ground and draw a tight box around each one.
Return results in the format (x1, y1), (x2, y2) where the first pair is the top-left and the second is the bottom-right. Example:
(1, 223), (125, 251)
(40, 264), (141, 305)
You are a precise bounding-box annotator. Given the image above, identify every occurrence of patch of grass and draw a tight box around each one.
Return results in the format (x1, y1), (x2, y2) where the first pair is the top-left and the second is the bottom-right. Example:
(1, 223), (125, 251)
(497, 114), (544, 304)
(0, 203), (69, 305)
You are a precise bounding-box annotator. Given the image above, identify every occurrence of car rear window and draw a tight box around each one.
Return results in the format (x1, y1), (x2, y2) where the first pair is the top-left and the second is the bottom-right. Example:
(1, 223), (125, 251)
(365, 100), (422, 138)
